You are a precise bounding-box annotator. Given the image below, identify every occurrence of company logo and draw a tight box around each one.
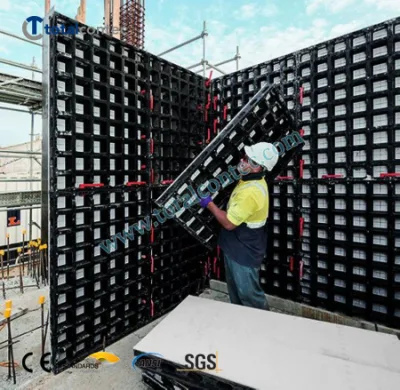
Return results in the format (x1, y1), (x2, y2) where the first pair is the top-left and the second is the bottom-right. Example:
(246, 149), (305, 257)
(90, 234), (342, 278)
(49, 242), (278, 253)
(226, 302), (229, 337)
(22, 16), (44, 40)
(177, 352), (222, 373)
(89, 351), (120, 364)
(132, 352), (164, 370)
(22, 15), (128, 41)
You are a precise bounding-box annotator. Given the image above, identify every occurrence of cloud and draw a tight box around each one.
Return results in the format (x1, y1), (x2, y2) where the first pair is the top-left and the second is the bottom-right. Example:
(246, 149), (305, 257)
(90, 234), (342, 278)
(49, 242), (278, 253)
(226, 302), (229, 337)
(330, 20), (362, 36)
(364, 0), (398, 10)
(306, 0), (324, 15)
(262, 3), (279, 17)
(0, 0), (11, 11)
(234, 3), (258, 20)
(306, 0), (356, 15)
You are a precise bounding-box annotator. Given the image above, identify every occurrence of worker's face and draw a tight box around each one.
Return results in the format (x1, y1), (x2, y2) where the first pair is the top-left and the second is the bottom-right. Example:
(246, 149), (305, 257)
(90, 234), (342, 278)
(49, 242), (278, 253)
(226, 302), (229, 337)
(237, 155), (259, 175)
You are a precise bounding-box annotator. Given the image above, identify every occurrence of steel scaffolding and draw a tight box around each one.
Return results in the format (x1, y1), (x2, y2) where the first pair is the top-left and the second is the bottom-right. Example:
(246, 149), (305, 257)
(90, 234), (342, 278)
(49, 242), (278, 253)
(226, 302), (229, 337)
(157, 21), (241, 78)
(0, 27), (42, 243)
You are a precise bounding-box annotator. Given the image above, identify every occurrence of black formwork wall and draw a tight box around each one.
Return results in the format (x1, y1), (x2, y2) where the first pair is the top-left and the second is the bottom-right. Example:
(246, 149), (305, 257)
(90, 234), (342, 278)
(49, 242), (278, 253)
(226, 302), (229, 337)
(42, 12), (210, 373)
(211, 17), (400, 328)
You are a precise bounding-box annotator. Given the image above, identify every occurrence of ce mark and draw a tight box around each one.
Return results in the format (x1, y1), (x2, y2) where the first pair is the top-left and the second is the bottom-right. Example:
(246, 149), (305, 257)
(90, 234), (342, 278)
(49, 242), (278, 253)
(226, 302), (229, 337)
(22, 352), (52, 373)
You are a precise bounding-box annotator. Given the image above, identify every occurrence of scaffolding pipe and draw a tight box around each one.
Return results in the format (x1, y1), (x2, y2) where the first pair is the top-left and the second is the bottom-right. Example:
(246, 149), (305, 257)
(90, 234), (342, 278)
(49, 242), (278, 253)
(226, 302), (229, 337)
(194, 56), (236, 72)
(236, 46), (241, 70)
(0, 206), (41, 212)
(157, 32), (205, 57)
(202, 21), (207, 78)
(29, 112), (34, 242)
(0, 151), (41, 156)
(0, 29), (42, 47)
(0, 107), (41, 115)
(186, 61), (203, 70)
(200, 62), (226, 75)
(0, 77), (24, 88)
(0, 179), (41, 182)
(0, 154), (40, 159)
(0, 58), (42, 73)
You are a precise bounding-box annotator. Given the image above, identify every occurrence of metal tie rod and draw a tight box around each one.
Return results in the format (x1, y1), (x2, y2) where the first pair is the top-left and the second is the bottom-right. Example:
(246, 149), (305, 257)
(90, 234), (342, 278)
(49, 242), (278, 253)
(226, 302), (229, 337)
(0, 29), (42, 47)
(0, 57), (42, 73)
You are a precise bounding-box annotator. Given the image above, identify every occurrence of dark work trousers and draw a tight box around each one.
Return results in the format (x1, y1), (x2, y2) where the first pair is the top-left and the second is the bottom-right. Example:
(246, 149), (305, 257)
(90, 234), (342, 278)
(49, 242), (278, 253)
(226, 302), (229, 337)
(224, 254), (270, 310)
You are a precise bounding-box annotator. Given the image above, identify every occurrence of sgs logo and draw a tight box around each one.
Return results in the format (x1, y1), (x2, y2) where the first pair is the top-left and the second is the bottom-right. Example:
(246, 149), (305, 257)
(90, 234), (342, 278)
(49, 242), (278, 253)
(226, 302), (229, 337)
(178, 352), (222, 373)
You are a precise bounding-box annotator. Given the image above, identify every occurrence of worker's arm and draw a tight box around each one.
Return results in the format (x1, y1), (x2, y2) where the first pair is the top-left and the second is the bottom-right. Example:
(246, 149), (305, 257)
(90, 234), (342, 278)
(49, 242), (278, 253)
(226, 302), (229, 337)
(207, 202), (237, 231)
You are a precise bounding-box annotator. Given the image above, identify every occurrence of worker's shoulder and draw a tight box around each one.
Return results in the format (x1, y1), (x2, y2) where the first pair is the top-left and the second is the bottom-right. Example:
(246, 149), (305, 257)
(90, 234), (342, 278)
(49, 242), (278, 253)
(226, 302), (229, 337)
(237, 179), (268, 197)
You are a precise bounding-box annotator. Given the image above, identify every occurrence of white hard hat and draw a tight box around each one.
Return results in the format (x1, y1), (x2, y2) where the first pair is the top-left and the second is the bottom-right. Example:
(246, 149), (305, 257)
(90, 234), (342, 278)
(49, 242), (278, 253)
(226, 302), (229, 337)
(244, 142), (279, 171)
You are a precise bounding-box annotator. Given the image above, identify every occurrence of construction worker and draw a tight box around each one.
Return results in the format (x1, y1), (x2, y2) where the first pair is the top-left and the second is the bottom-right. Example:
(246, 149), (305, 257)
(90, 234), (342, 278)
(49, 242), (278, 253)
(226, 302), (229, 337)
(199, 142), (279, 310)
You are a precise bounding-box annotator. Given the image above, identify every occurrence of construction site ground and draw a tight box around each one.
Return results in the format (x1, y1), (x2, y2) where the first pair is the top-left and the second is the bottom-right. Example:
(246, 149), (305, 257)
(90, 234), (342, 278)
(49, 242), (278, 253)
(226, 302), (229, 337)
(1, 279), (399, 390)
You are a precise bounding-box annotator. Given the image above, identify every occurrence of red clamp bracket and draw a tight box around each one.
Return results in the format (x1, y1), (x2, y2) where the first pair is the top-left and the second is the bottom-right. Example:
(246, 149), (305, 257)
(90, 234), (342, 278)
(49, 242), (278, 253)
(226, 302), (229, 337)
(79, 183), (104, 189)
(213, 119), (218, 134)
(150, 93), (154, 111)
(223, 105), (228, 121)
(150, 255), (154, 273)
(213, 96), (218, 111)
(151, 169), (154, 184)
(299, 87), (304, 105)
(150, 138), (154, 154)
(161, 179), (174, 185)
(141, 164), (147, 170)
(380, 173), (400, 178)
(299, 217), (304, 237)
(206, 128), (211, 144)
(141, 134), (147, 140)
(321, 174), (343, 179)
(276, 176), (294, 181)
(299, 260), (304, 280)
(289, 256), (294, 272)
(299, 128), (305, 137)
(205, 70), (213, 87)
(140, 89), (146, 95)
(150, 299), (154, 317)
(126, 181), (146, 186)
(299, 160), (304, 179)
(150, 226), (155, 243)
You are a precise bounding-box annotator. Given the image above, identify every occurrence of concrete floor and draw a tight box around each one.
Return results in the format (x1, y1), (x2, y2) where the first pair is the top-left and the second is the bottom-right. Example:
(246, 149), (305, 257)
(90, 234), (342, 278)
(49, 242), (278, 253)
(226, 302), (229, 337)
(2, 280), (398, 389)
(0, 287), (229, 390)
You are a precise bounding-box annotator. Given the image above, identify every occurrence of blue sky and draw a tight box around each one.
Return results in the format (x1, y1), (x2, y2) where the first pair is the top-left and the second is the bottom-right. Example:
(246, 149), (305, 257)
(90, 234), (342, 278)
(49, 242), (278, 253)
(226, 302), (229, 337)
(0, 0), (398, 147)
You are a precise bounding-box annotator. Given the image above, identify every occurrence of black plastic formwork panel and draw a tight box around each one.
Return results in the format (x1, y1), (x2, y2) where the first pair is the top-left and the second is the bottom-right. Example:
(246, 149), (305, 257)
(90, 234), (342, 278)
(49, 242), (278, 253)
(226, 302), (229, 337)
(43, 12), (210, 373)
(156, 83), (302, 249)
(149, 187), (209, 319)
(298, 178), (400, 327)
(207, 17), (400, 329)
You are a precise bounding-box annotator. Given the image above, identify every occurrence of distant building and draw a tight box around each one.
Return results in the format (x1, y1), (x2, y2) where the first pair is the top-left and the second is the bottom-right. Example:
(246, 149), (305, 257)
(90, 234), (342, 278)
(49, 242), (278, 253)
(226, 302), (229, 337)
(0, 137), (41, 247)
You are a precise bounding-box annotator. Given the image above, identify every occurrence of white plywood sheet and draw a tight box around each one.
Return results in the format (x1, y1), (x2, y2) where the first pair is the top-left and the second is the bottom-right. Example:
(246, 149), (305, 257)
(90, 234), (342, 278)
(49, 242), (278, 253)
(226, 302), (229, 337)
(134, 296), (400, 390)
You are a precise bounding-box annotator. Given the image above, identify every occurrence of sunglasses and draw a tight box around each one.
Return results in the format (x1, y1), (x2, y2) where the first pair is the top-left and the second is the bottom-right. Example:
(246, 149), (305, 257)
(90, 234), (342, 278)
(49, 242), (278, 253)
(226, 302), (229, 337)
(242, 155), (258, 166)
